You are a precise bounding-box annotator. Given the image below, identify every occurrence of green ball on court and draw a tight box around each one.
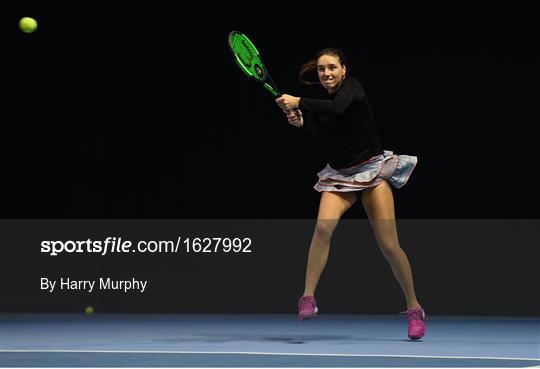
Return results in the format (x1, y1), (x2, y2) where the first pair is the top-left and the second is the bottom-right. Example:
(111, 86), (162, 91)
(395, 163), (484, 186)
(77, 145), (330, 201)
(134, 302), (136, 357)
(85, 306), (94, 315)
(19, 17), (38, 33)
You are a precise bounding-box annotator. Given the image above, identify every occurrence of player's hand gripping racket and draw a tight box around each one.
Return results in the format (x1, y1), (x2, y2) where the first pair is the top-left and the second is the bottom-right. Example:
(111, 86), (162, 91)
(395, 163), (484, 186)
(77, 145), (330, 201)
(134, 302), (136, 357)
(228, 30), (301, 123)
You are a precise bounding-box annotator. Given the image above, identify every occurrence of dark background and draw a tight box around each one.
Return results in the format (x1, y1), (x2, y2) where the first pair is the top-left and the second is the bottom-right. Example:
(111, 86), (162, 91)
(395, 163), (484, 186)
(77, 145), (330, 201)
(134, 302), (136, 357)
(1, 2), (539, 315)
(3, 2), (539, 218)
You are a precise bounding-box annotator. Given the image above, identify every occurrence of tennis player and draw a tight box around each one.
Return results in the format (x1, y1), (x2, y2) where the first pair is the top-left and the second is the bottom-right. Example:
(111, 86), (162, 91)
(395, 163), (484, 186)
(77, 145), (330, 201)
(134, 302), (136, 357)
(275, 48), (426, 340)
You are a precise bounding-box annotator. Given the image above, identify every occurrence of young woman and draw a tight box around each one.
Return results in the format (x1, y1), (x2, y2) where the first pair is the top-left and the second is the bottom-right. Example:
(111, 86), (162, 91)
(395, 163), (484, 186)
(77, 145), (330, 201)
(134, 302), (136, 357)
(275, 48), (426, 340)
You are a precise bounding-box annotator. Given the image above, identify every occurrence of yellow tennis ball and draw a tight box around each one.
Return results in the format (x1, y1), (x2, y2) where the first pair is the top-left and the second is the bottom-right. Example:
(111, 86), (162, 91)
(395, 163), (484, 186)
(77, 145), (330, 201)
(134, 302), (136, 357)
(85, 306), (94, 315)
(19, 17), (38, 33)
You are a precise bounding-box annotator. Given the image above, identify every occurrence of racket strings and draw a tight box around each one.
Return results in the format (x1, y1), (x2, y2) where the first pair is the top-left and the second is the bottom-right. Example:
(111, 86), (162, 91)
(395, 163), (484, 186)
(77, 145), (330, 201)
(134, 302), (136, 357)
(230, 34), (266, 80)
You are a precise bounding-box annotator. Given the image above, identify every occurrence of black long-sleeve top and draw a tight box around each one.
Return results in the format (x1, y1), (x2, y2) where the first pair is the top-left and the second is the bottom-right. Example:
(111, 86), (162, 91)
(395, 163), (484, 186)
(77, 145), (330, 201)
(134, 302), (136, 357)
(299, 77), (383, 169)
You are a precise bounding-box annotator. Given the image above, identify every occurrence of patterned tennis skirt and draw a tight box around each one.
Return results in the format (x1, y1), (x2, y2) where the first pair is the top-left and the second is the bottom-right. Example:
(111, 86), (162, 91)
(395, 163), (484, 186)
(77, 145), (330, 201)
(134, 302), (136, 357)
(314, 150), (417, 192)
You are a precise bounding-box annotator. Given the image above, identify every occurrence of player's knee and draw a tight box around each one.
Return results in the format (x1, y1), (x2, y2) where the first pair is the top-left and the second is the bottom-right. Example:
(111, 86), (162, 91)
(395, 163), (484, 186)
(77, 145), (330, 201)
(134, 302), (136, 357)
(378, 241), (401, 256)
(313, 220), (336, 241)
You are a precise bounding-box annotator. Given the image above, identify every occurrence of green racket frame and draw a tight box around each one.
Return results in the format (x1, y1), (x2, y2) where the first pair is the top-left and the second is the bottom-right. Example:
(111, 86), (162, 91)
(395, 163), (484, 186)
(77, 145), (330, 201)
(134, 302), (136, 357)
(228, 30), (281, 97)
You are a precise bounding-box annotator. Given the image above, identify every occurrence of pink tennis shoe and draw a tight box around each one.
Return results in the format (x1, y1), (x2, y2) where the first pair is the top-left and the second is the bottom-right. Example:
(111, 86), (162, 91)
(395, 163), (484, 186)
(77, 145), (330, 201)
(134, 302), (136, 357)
(400, 306), (427, 340)
(298, 295), (318, 321)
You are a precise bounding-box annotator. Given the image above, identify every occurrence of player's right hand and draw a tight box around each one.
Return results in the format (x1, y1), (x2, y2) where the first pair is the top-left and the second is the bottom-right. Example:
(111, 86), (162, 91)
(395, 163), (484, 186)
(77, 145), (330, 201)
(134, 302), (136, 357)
(285, 109), (303, 127)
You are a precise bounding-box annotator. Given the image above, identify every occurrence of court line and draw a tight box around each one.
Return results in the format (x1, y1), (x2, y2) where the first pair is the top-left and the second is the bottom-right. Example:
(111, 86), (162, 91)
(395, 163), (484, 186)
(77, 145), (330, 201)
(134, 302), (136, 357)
(1, 349), (539, 362)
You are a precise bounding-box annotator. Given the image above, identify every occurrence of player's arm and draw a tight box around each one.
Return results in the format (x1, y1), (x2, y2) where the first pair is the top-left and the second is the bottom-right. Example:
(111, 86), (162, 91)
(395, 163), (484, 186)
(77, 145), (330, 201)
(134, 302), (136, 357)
(299, 78), (362, 114)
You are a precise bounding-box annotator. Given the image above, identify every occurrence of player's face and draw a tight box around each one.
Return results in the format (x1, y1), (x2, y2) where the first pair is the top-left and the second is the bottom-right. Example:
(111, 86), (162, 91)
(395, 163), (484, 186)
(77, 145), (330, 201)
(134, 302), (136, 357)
(317, 54), (346, 93)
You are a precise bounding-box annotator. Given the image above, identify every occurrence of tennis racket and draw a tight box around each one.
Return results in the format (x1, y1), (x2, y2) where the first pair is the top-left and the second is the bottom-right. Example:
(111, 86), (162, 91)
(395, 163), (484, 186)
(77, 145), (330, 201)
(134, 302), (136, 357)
(228, 30), (282, 98)
(228, 30), (301, 124)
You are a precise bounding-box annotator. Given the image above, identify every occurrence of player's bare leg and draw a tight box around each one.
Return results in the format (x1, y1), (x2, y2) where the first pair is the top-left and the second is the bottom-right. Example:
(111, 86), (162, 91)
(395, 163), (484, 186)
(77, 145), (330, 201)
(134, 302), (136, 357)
(299, 191), (357, 320)
(361, 180), (419, 309)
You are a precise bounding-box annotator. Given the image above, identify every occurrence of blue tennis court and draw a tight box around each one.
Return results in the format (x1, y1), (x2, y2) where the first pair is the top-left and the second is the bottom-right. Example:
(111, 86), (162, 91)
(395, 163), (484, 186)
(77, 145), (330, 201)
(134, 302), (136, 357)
(1, 313), (538, 367)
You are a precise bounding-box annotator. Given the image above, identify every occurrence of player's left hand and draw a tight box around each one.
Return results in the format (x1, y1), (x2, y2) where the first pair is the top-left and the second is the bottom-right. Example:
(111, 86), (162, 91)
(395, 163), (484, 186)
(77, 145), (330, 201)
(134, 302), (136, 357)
(275, 95), (300, 110)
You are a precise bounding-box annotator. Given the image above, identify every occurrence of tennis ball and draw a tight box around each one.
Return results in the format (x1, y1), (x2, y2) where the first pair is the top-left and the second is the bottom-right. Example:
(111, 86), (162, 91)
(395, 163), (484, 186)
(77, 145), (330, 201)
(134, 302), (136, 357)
(19, 17), (38, 33)
(85, 306), (94, 315)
